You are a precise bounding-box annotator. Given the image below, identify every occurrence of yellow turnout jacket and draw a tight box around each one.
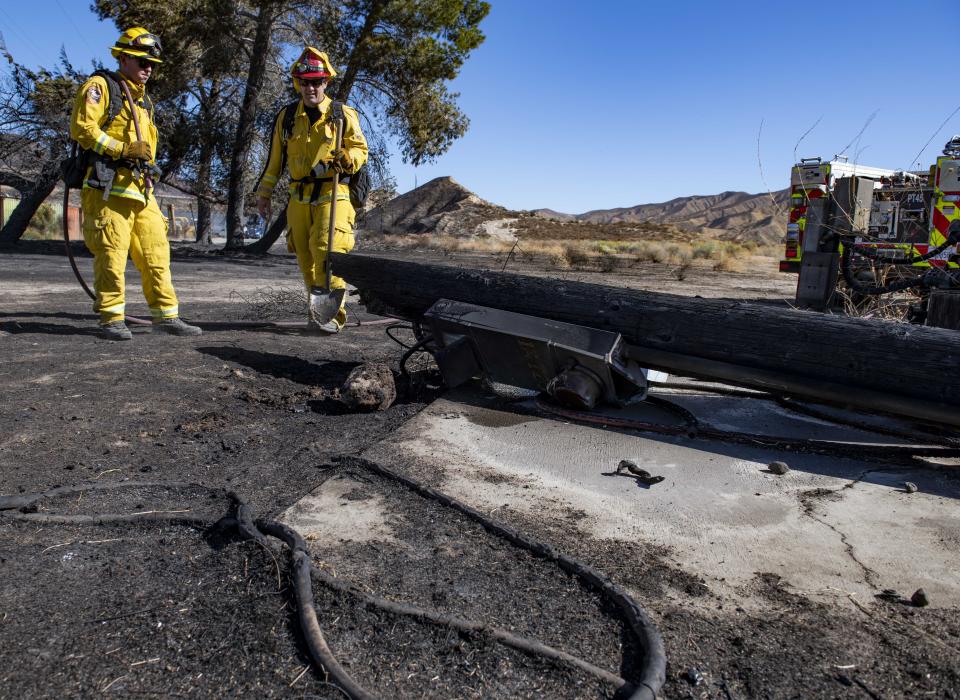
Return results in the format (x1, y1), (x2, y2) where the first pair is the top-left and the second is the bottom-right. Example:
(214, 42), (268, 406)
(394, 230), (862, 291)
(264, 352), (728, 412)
(70, 73), (158, 204)
(256, 95), (368, 205)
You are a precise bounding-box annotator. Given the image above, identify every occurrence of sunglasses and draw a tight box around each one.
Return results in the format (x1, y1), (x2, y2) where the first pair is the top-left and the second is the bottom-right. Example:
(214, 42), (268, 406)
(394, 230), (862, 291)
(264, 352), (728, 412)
(137, 58), (156, 69)
(299, 78), (328, 88)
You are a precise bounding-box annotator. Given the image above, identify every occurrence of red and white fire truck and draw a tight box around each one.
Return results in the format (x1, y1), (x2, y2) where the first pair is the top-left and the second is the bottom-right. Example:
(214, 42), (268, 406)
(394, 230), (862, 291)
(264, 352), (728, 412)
(779, 148), (960, 275)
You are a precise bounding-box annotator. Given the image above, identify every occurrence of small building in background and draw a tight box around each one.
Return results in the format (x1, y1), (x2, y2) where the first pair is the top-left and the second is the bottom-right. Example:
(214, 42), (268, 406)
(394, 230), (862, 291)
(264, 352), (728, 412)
(0, 183), (198, 242)
(153, 183), (199, 241)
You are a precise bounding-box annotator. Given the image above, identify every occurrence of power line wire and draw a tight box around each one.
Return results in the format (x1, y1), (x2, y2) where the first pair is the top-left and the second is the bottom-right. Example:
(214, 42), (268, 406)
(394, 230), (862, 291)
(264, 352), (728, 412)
(0, 8), (48, 66)
(51, 0), (98, 58)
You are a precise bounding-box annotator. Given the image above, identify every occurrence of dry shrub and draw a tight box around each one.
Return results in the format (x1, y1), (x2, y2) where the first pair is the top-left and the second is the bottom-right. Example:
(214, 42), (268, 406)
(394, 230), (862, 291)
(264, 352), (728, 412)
(564, 242), (592, 268)
(357, 232), (510, 254)
(534, 242), (571, 268)
(498, 239), (571, 267)
(597, 242), (618, 255)
(669, 244), (693, 280)
(713, 252), (742, 272)
(692, 241), (717, 259)
(666, 243), (693, 265)
(632, 241), (668, 263)
(598, 250), (620, 272)
(357, 231), (421, 249)
(723, 242), (746, 258)
(425, 234), (507, 254)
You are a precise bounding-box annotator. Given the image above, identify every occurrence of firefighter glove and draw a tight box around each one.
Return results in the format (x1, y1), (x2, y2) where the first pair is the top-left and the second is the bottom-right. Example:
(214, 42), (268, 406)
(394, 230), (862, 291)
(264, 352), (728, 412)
(122, 140), (152, 161)
(330, 148), (353, 174)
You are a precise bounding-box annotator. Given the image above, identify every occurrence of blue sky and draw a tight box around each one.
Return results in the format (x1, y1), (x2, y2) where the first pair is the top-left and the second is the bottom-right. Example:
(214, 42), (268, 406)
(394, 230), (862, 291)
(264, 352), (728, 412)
(3, 1), (958, 212)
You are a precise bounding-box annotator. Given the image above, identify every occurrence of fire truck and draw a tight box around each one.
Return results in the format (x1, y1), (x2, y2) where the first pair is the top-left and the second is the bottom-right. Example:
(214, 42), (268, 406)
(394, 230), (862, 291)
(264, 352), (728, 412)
(778, 140), (960, 318)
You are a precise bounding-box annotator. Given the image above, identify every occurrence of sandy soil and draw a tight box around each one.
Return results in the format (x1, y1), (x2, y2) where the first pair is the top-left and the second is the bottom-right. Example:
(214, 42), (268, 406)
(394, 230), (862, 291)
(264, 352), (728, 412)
(0, 241), (956, 699)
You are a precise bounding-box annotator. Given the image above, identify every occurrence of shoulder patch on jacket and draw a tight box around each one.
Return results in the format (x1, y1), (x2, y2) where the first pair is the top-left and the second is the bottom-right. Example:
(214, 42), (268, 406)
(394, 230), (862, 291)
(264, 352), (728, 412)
(86, 84), (102, 104)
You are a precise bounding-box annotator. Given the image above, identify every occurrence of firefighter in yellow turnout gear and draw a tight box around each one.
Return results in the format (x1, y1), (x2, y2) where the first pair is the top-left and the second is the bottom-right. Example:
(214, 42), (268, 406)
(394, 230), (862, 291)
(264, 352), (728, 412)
(70, 27), (200, 341)
(256, 48), (368, 333)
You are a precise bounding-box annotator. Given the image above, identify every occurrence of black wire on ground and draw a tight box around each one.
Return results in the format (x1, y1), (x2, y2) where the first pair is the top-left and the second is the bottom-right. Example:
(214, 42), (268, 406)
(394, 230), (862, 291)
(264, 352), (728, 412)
(7, 512), (211, 527)
(0, 481), (377, 699)
(0, 473), (667, 700)
(62, 185), (97, 301)
(398, 335), (436, 379)
(335, 456), (667, 700)
(0, 479), (222, 512)
(308, 563), (629, 689)
(384, 322), (415, 350)
(256, 519), (377, 700)
(643, 395), (700, 438)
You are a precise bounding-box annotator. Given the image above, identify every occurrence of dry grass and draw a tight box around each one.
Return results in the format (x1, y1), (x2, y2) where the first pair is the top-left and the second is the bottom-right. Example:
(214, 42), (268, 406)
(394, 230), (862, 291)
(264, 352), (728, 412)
(511, 215), (685, 242)
(563, 242), (591, 267)
(833, 269), (920, 323)
(692, 241), (718, 259)
(836, 290), (911, 322)
(712, 253), (742, 272)
(359, 219), (778, 276)
(361, 231), (510, 255)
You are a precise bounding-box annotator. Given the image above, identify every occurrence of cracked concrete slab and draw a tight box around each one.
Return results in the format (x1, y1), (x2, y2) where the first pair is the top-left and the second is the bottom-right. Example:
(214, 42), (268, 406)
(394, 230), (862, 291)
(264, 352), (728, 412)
(802, 467), (960, 600)
(352, 387), (960, 609)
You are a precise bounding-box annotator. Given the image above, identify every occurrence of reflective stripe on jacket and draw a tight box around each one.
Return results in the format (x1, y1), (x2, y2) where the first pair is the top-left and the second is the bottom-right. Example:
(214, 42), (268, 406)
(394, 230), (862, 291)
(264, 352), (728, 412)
(255, 95), (368, 202)
(70, 75), (158, 204)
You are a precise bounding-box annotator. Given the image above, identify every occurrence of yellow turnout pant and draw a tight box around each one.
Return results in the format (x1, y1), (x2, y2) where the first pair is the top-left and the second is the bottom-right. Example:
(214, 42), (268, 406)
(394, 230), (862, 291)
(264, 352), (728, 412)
(286, 181), (356, 328)
(81, 189), (179, 324)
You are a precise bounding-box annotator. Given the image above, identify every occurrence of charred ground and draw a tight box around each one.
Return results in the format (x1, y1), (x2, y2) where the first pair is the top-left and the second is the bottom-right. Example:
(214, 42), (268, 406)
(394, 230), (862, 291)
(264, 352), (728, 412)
(0, 246), (957, 699)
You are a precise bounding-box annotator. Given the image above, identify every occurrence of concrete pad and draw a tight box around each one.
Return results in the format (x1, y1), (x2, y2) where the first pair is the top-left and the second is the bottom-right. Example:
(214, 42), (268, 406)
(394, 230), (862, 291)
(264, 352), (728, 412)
(280, 474), (400, 546)
(350, 389), (960, 610)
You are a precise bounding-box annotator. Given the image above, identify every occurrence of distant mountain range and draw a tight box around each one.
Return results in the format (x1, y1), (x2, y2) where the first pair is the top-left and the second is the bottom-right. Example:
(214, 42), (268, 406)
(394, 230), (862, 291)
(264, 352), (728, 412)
(360, 177), (790, 243)
(533, 189), (791, 243)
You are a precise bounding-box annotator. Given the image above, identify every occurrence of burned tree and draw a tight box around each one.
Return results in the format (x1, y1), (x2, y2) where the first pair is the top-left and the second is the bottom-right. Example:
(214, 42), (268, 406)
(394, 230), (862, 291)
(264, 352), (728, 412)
(0, 52), (78, 245)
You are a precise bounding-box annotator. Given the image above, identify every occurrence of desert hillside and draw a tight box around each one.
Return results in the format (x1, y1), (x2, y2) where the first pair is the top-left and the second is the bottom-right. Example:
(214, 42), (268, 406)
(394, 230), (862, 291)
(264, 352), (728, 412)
(544, 189), (791, 243)
(358, 176), (512, 237)
(359, 177), (789, 243)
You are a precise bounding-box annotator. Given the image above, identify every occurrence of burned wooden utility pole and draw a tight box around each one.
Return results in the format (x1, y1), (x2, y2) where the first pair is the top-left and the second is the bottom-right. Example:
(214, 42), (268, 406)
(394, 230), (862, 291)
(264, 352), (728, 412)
(332, 253), (960, 427)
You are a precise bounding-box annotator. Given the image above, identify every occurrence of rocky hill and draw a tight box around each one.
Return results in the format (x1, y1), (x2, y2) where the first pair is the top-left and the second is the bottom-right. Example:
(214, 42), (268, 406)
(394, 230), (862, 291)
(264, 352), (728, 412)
(358, 176), (513, 238)
(360, 177), (789, 243)
(534, 189), (791, 243)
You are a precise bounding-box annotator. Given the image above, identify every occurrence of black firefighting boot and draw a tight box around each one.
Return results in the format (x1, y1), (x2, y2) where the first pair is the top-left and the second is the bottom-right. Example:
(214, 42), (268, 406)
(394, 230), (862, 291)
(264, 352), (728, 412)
(99, 320), (133, 341)
(152, 318), (202, 336)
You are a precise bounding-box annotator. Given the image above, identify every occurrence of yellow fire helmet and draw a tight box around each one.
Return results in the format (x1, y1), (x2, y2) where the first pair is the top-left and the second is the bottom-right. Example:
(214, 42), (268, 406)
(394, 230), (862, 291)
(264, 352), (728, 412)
(290, 47), (336, 92)
(111, 27), (163, 63)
